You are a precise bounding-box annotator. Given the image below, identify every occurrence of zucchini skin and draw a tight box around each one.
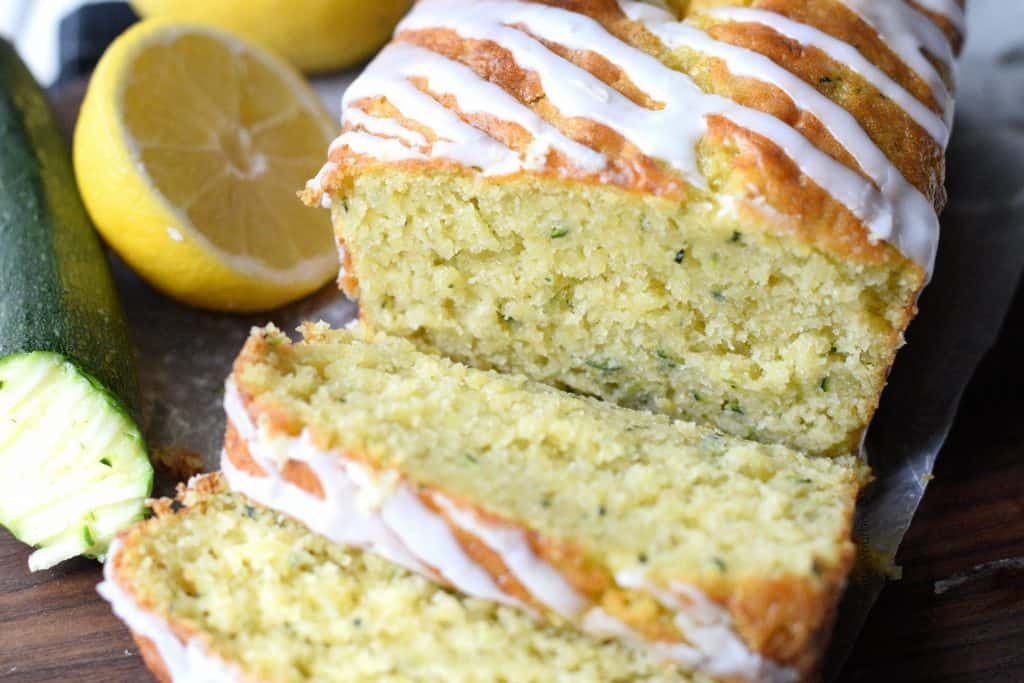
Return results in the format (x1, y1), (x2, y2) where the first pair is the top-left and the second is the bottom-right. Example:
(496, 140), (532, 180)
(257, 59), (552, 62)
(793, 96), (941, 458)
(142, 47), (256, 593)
(0, 39), (140, 416)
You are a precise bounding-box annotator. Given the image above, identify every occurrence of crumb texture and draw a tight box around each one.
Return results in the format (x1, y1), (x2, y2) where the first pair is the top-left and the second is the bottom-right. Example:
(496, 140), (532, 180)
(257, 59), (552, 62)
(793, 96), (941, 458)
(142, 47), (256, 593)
(120, 484), (701, 682)
(237, 326), (865, 587)
(331, 171), (919, 456)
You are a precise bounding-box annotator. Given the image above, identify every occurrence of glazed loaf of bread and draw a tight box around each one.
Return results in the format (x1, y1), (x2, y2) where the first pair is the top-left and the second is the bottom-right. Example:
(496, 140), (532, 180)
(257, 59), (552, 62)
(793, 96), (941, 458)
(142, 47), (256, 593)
(304, 0), (963, 456)
(223, 324), (868, 682)
(99, 475), (704, 683)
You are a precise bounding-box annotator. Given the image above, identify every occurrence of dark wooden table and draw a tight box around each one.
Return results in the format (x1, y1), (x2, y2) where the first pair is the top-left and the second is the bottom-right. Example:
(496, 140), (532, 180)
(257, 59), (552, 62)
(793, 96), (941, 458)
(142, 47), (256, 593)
(836, 284), (1024, 683)
(2, 290), (1023, 683)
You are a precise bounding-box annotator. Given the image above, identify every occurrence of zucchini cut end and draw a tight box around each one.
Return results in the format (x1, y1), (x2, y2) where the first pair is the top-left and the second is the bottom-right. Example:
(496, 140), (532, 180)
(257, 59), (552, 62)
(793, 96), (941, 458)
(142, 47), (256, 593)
(0, 351), (152, 571)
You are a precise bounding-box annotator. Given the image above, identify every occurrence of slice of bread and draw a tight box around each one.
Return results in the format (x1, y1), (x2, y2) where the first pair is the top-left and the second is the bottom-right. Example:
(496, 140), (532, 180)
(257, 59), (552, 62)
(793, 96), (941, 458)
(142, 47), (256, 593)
(302, 0), (963, 456)
(99, 474), (702, 683)
(225, 324), (869, 681)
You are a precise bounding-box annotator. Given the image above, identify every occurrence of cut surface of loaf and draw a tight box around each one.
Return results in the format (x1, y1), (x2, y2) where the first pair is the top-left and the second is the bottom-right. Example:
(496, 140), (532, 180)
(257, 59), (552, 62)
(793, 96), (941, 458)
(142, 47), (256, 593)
(303, 0), (963, 456)
(99, 475), (701, 683)
(225, 324), (870, 681)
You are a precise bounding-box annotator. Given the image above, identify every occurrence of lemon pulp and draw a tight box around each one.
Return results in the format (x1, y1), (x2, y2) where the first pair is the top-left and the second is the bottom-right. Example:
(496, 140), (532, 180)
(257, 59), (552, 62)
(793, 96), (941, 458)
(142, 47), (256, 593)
(75, 21), (339, 311)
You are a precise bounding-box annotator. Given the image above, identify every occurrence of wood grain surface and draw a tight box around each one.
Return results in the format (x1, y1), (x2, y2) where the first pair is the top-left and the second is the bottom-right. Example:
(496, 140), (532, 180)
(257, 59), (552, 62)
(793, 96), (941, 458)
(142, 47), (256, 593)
(2, 289), (1023, 683)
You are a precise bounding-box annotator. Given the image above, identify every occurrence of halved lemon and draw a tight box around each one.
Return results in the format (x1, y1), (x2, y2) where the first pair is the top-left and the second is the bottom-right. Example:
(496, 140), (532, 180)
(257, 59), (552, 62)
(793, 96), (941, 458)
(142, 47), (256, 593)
(129, 0), (412, 74)
(74, 20), (338, 312)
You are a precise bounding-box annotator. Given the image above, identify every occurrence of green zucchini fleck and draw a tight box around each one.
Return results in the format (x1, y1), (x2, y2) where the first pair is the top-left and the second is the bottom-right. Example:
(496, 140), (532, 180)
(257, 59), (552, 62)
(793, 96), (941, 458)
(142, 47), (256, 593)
(656, 350), (685, 367)
(722, 399), (744, 414)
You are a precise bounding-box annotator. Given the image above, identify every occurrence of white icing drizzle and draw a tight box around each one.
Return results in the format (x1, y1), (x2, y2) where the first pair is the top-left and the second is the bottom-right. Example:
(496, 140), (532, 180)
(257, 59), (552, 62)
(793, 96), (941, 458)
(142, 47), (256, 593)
(615, 570), (799, 683)
(837, 0), (956, 125)
(223, 445), (525, 611)
(397, 0), (932, 268)
(631, 14), (939, 280)
(342, 46), (521, 174)
(305, 161), (336, 208)
(378, 484), (519, 602)
(912, 0), (967, 33)
(582, 607), (707, 668)
(582, 607), (797, 683)
(98, 541), (243, 683)
(224, 381), (518, 609)
(316, 0), (962, 272)
(222, 380), (795, 682)
(615, 0), (677, 23)
(335, 241), (347, 286)
(704, 7), (949, 145)
(335, 41), (606, 175)
(431, 493), (587, 619)
(341, 107), (429, 148)
(224, 383), (429, 575)
(331, 131), (427, 164)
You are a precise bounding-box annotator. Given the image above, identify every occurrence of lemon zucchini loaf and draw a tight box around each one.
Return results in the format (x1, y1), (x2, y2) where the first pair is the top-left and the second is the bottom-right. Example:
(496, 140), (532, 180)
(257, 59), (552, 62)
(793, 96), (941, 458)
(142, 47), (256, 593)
(223, 324), (869, 681)
(304, 0), (963, 456)
(99, 475), (700, 683)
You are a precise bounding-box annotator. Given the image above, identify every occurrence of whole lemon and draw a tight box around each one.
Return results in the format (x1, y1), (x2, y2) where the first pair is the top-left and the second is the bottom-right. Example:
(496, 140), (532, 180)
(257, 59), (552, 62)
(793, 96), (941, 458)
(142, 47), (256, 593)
(129, 0), (412, 73)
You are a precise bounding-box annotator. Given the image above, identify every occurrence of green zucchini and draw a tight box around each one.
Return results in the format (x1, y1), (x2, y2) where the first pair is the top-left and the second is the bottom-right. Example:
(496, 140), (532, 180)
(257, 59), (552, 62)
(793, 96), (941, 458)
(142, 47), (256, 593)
(0, 40), (152, 571)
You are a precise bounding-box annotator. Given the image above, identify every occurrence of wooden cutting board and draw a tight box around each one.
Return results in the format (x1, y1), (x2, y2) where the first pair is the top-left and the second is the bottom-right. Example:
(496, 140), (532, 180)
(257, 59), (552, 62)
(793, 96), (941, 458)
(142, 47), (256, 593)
(0, 540), (144, 681)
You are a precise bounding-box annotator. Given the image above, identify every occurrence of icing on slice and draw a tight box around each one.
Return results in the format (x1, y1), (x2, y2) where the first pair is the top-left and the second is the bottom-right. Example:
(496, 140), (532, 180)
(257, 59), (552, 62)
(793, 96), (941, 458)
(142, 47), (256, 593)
(705, 7), (950, 145)
(341, 42), (607, 175)
(342, 45), (523, 174)
(912, 0), (967, 33)
(634, 14), (938, 277)
(401, 0), (932, 270)
(838, 0), (956, 126)
(342, 107), (429, 148)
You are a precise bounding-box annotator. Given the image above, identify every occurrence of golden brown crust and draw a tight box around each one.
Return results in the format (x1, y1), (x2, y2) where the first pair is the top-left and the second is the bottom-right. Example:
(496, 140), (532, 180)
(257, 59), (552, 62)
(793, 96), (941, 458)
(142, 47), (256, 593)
(309, 0), (957, 272)
(231, 332), (306, 438)
(695, 15), (945, 210)
(223, 422), (267, 477)
(336, 234), (359, 296)
(109, 475), (270, 683)
(132, 634), (173, 683)
(908, 0), (966, 52)
(421, 492), (543, 609)
(703, 529), (856, 674)
(118, 595), (266, 683)
(222, 409), (695, 650)
(280, 460), (325, 499)
(224, 421), (326, 498)
(223, 417), (563, 617)
(689, 0), (953, 102)
(703, 115), (911, 270)
(397, 27), (690, 200)
(228, 348), (858, 677)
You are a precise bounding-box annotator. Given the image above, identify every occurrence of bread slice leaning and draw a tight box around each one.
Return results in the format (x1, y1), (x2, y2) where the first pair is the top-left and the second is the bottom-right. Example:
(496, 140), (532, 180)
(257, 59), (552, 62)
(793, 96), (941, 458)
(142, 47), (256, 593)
(98, 474), (703, 683)
(224, 323), (870, 682)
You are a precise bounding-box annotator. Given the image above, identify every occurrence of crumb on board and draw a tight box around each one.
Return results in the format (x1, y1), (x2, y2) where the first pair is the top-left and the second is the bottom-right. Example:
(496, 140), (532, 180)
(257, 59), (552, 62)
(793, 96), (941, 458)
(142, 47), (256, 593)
(151, 445), (205, 484)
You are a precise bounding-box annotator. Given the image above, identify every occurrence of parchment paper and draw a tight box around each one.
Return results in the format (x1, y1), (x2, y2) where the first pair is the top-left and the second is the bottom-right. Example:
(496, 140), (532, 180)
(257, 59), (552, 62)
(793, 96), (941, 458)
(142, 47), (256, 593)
(109, 0), (1024, 673)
